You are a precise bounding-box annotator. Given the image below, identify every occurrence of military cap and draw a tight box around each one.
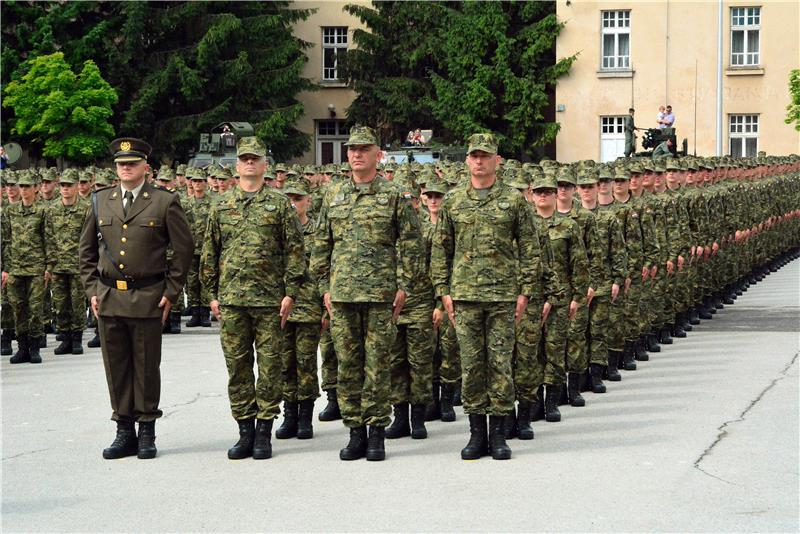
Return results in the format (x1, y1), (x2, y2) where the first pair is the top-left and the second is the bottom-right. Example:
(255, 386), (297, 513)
(303, 165), (316, 175)
(504, 169), (530, 191)
(59, 168), (79, 184)
(16, 170), (38, 186)
(274, 163), (287, 172)
(285, 169), (299, 178)
(217, 166), (233, 179)
(467, 133), (498, 154)
(396, 180), (421, 200)
(641, 159), (655, 172)
(187, 167), (207, 181)
(613, 166), (631, 180)
(597, 165), (614, 180)
(556, 166), (576, 186)
(577, 169), (599, 185)
(206, 163), (223, 177)
(344, 125), (379, 146)
(1, 170), (16, 186)
(264, 169), (277, 181)
(384, 162), (396, 172)
(283, 178), (310, 196)
(424, 178), (448, 195)
(699, 159), (715, 170)
(78, 170), (93, 183)
(339, 162), (351, 172)
(40, 168), (57, 182)
(176, 164), (187, 175)
(236, 136), (267, 157)
(157, 168), (175, 181)
(94, 169), (114, 187)
(531, 172), (558, 191)
(686, 158), (699, 171)
(665, 158), (681, 171)
(653, 161), (666, 173)
(629, 161), (645, 174)
(444, 171), (460, 185)
(110, 137), (152, 163)
(417, 168), (437, 187)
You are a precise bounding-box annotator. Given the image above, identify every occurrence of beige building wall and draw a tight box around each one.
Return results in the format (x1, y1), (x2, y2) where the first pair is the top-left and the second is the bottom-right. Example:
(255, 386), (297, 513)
(291, 1), (369, 165)
(555, 0), (800, 163)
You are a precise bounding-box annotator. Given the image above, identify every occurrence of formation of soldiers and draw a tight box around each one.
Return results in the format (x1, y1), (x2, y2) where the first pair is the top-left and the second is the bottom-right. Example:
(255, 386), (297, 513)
(2, 131), (799, 462)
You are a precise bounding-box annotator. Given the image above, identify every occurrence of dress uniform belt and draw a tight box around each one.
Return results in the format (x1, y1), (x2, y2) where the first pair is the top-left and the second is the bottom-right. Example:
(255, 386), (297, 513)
(99, 273), (164, 291)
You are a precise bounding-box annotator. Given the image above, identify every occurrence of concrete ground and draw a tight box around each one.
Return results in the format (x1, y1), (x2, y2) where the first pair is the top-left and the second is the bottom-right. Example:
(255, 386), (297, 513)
(2, 260), (798, 533)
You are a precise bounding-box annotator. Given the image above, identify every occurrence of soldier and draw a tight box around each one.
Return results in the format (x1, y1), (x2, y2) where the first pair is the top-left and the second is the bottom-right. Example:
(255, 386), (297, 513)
(184, 168), (213, 328)
(201, 137), (305, 460)
(274, 177), (323, 440)
(39, 168), (58, 202)
(77, 170), (93, 199)
(624, 108), (637, 158)
(311, 126), (423, 462)
(431, 133), (543, 460)
(652, 138), (674, 158)
(2, 171), (48, 364)
(46, 168), (90, 355)
(1, 170), (20, 356)
(79, 138), (193, 460)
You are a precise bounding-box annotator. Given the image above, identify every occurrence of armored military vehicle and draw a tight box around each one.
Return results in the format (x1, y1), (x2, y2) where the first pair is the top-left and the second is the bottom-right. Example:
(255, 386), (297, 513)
(187, 122), (274, 168)
(640, 127), (688, 157)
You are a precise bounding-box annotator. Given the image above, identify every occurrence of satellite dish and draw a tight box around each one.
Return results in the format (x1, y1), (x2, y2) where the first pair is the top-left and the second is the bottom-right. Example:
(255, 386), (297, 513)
(3, 143), (22, 165)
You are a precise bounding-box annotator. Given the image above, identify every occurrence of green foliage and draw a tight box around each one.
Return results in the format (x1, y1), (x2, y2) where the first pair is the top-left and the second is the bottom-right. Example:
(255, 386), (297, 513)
(786, 69), (800, 131)
(3, 52), (118, 163)
(342, 1), (575, 158)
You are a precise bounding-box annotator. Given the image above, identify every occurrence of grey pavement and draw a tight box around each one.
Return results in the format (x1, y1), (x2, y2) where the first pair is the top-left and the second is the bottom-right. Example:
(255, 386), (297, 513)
(2, 260), (799, 532)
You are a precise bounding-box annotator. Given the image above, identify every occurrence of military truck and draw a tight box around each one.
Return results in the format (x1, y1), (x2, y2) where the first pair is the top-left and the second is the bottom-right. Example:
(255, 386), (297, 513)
(381, 145), (467, 165)
(187, 122), (274, 168)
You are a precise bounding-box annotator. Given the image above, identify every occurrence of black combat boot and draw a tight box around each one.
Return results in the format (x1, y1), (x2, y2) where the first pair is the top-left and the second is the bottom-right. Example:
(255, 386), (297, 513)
(366, 426), (386, 461)
(530, 385), (545, 421)
(181, 307), (192, 317)
(606, 351), (622, 381)
(71, 331), (84, 355)
(713, 296), (724, 310)
(44, 322), (55, 335)
(544, 384), (562, 423)
(590, 363), (607, 393)
(275, 401), (298, 439)
(440, 383), (456, 422)
(87, 328), (101, 348)
(9, 335), (30, 364)
(54, 332), (72, 355)
(502, 406), (517, 440)
(385, 402), (410, 439)
(681, 312), (693, 332)
(453, 379), (462, 406)
(169, 311), (182, 334)
(488, 415), (512, 460)
(672, 316), (687, 338)
(634, 337), (649, 361)
(647, 332), (661, 353)
(38, 335), (46, 348)
(688, 308), (702, 325)
(318, 389), (342, 421)
(200, 307), (212, 327)
(137, 421), (157, 459)
(424, 381), (441, 421)
(516, 401), (534, 440)
(1, 329), (14, 356)
(461, 414), (488, 460)
(697, 305), (713, 321)
(102, 421), (138, 459)
(29, 337), (42, 364)
(410, 404), (427, 439)
(568, 373), (586, 407)
(659, 327), (674, 345)
(253, 418), (274, 459)
(185, 307), (202, 327)
(297, 399), (314, 439)
(227, 419), (255, 459)
(56, 331), (67, 342)
(621, 342), (637, 371)
(339, 426), (367, 461)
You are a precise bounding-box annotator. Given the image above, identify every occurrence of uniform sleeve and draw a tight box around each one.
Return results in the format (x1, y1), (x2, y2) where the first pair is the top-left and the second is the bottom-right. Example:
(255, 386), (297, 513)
(395, 195), (423, 294)
(281, 200), (306, 300)
(78, 202), (100, 299)
(163, 195), (194, 303)
(199, 204), (221, 303)
(568, 222), (590, 303)
(1, 209), (11, 272)
(640, 204), (660, 268)
(310, 196), (332, 297)
(609, 215), (628, 287)
(623, 207), (643, 276)
(584, 214), (603, 290)
(517, 200), (543, 303)
(430, 198), (455, 298)
(44, 206), (56, 273)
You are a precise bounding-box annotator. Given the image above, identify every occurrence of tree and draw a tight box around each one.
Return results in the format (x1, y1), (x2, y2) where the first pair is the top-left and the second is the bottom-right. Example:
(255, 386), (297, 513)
(786, 69), (800, 131)
(3, 52), (118, 163)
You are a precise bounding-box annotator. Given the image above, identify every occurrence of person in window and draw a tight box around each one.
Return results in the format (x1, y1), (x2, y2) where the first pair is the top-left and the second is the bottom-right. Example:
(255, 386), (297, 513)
(660, 106), (675, 129)
(412, 129), (423, 146)
(405, 131), (415, 147)
(656, 106), (666, 129)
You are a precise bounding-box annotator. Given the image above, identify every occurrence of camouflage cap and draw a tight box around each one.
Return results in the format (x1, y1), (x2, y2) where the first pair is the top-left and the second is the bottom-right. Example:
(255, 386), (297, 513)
(217, 166), (233, 179)
(686, 158), (700, 171)
(641, 159), (655, 172)
(576, 169), (599, 185)
(187, 167), (208, 181)
(597, 165), (614, 180)
(629, 161), (645, 174)
(339, 162), (351, 172)
(417, 168), (437, 187)
(236, 136), (267, 157)
(283, 177), (310, 196)
(384, 162), (396, 171)
(60, 168), (80, 184)
(467, 133), (498, 154)
(1, 169), (17, 186)
(205, 163), (223, 177)
(16, 169), (38, 186)
(94, 169), (114, 186)
(78, 169), (93, 182)
(653, 160), (666, 173)
(504, 169), (530, 191)
(556, 166), (576, 186)
(157, 168), (175, 181)
(40, 168), (57, 182)
(176, 164), (187, 175)
(424, 177), (448, 195)
(531, 171), (558, 191)
(665, 158), (681, 171)
(303, 165), (317, 175)
(344, 125), (379, 146)
(274, 163), (287, 172)
(613, 166), (631, 180)
(699, 158), (715, 170)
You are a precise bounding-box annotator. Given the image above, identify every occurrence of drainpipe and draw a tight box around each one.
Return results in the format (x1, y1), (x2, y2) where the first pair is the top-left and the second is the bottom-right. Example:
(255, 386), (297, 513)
(716, 0), (724, 155)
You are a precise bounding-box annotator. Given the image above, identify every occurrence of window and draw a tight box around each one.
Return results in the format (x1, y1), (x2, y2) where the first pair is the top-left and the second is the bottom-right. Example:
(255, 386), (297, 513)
(731, 7), (760, 66)
(601, 10), (631, 70)
(600, 116), (626, 162)
(322, 27), (348, 81)
(729, 114), (759, 157)
(316, 120), (348, 165)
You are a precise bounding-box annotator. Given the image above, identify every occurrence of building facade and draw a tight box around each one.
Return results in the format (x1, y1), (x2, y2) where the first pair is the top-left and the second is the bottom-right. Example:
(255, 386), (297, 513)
(291, 1), (369, 165)
(555, 1), (799, 163)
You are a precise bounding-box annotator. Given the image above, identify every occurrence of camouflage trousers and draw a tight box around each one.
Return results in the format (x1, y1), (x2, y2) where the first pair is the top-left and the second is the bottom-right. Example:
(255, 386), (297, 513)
(623, 279), (643, 343)
(219, 306), (283, 421)
(434, 317), (461, 386)
(1, 285), (14, 331)
(566, 297), (589, 373)
(281, 321), (321, 402)
(541, 303), (568, 386)
(330, 302), (395, 428)
(587, 295), (609, 366)
(6, 274), (45, 337)
(319, 328), (338, 391)
(389, 310), (435, 406)
(606, 291), (627, 352)
(50, 273), (86, 332)
(185, 255), (204, 309)
(42, 285), (52, 331)
(513, 300), (543, 402)
(453, 301), (515, 416)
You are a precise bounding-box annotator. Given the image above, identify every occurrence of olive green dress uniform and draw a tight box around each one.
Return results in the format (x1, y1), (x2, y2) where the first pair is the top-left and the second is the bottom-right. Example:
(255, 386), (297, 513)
(79, 140), (193, 425)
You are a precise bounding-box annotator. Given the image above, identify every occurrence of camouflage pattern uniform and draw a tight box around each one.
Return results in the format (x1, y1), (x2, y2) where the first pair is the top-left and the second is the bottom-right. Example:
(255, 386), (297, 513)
(183, 173), (212, 311)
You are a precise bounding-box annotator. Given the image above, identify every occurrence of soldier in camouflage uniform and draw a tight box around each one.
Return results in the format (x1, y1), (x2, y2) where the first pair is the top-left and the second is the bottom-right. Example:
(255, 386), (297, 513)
(201, 137), (306, 461)
(311, 126), (423, 462)
(2, 171), (47, 364)
(274, 177), (322, 441)
(431, 133), (543, 460)
(1, 170), (20, 356)
(45, 168), (90, 355)
(184, 168), (213, 328)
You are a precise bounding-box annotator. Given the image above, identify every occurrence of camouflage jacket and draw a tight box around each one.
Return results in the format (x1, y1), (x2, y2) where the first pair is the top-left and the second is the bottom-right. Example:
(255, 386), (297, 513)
(431, 181), (543, 303)
(531, 212), (590, 305)
(398, 216), (436, 322)
(598, 198), (642, 279)
(311, 176), (423, 303)
(588, 204), (628, 296)
(184, 194), (212, 256)
(200, 185), (305, 307)
(288, 217), (323, 323)
(664, 186), (692, 258)
(629, 193), (660, 269)
(45, 198), (90, 274)
(1, 202), (47, 276)
(557, 205), (600, 294)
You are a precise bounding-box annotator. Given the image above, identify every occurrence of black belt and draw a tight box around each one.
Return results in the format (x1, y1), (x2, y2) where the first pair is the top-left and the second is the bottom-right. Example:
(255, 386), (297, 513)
(99, 274), (164, 291)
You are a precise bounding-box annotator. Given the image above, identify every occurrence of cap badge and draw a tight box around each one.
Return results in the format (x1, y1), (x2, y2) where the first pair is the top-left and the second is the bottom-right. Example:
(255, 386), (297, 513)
(120, 141), (131, 151)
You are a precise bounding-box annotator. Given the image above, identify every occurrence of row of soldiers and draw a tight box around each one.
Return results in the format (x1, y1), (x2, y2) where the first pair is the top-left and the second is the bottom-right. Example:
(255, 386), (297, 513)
(3, 139), (799, 461)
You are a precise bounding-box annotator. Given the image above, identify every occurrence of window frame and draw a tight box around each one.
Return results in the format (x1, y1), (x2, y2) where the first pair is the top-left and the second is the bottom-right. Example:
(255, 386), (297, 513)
(321, 26), (349, 82)
(599, 115), (627, 162)
(730, 6), (761, 67)
(600, 10), (631, 71)
(728, 114), (759, 157)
